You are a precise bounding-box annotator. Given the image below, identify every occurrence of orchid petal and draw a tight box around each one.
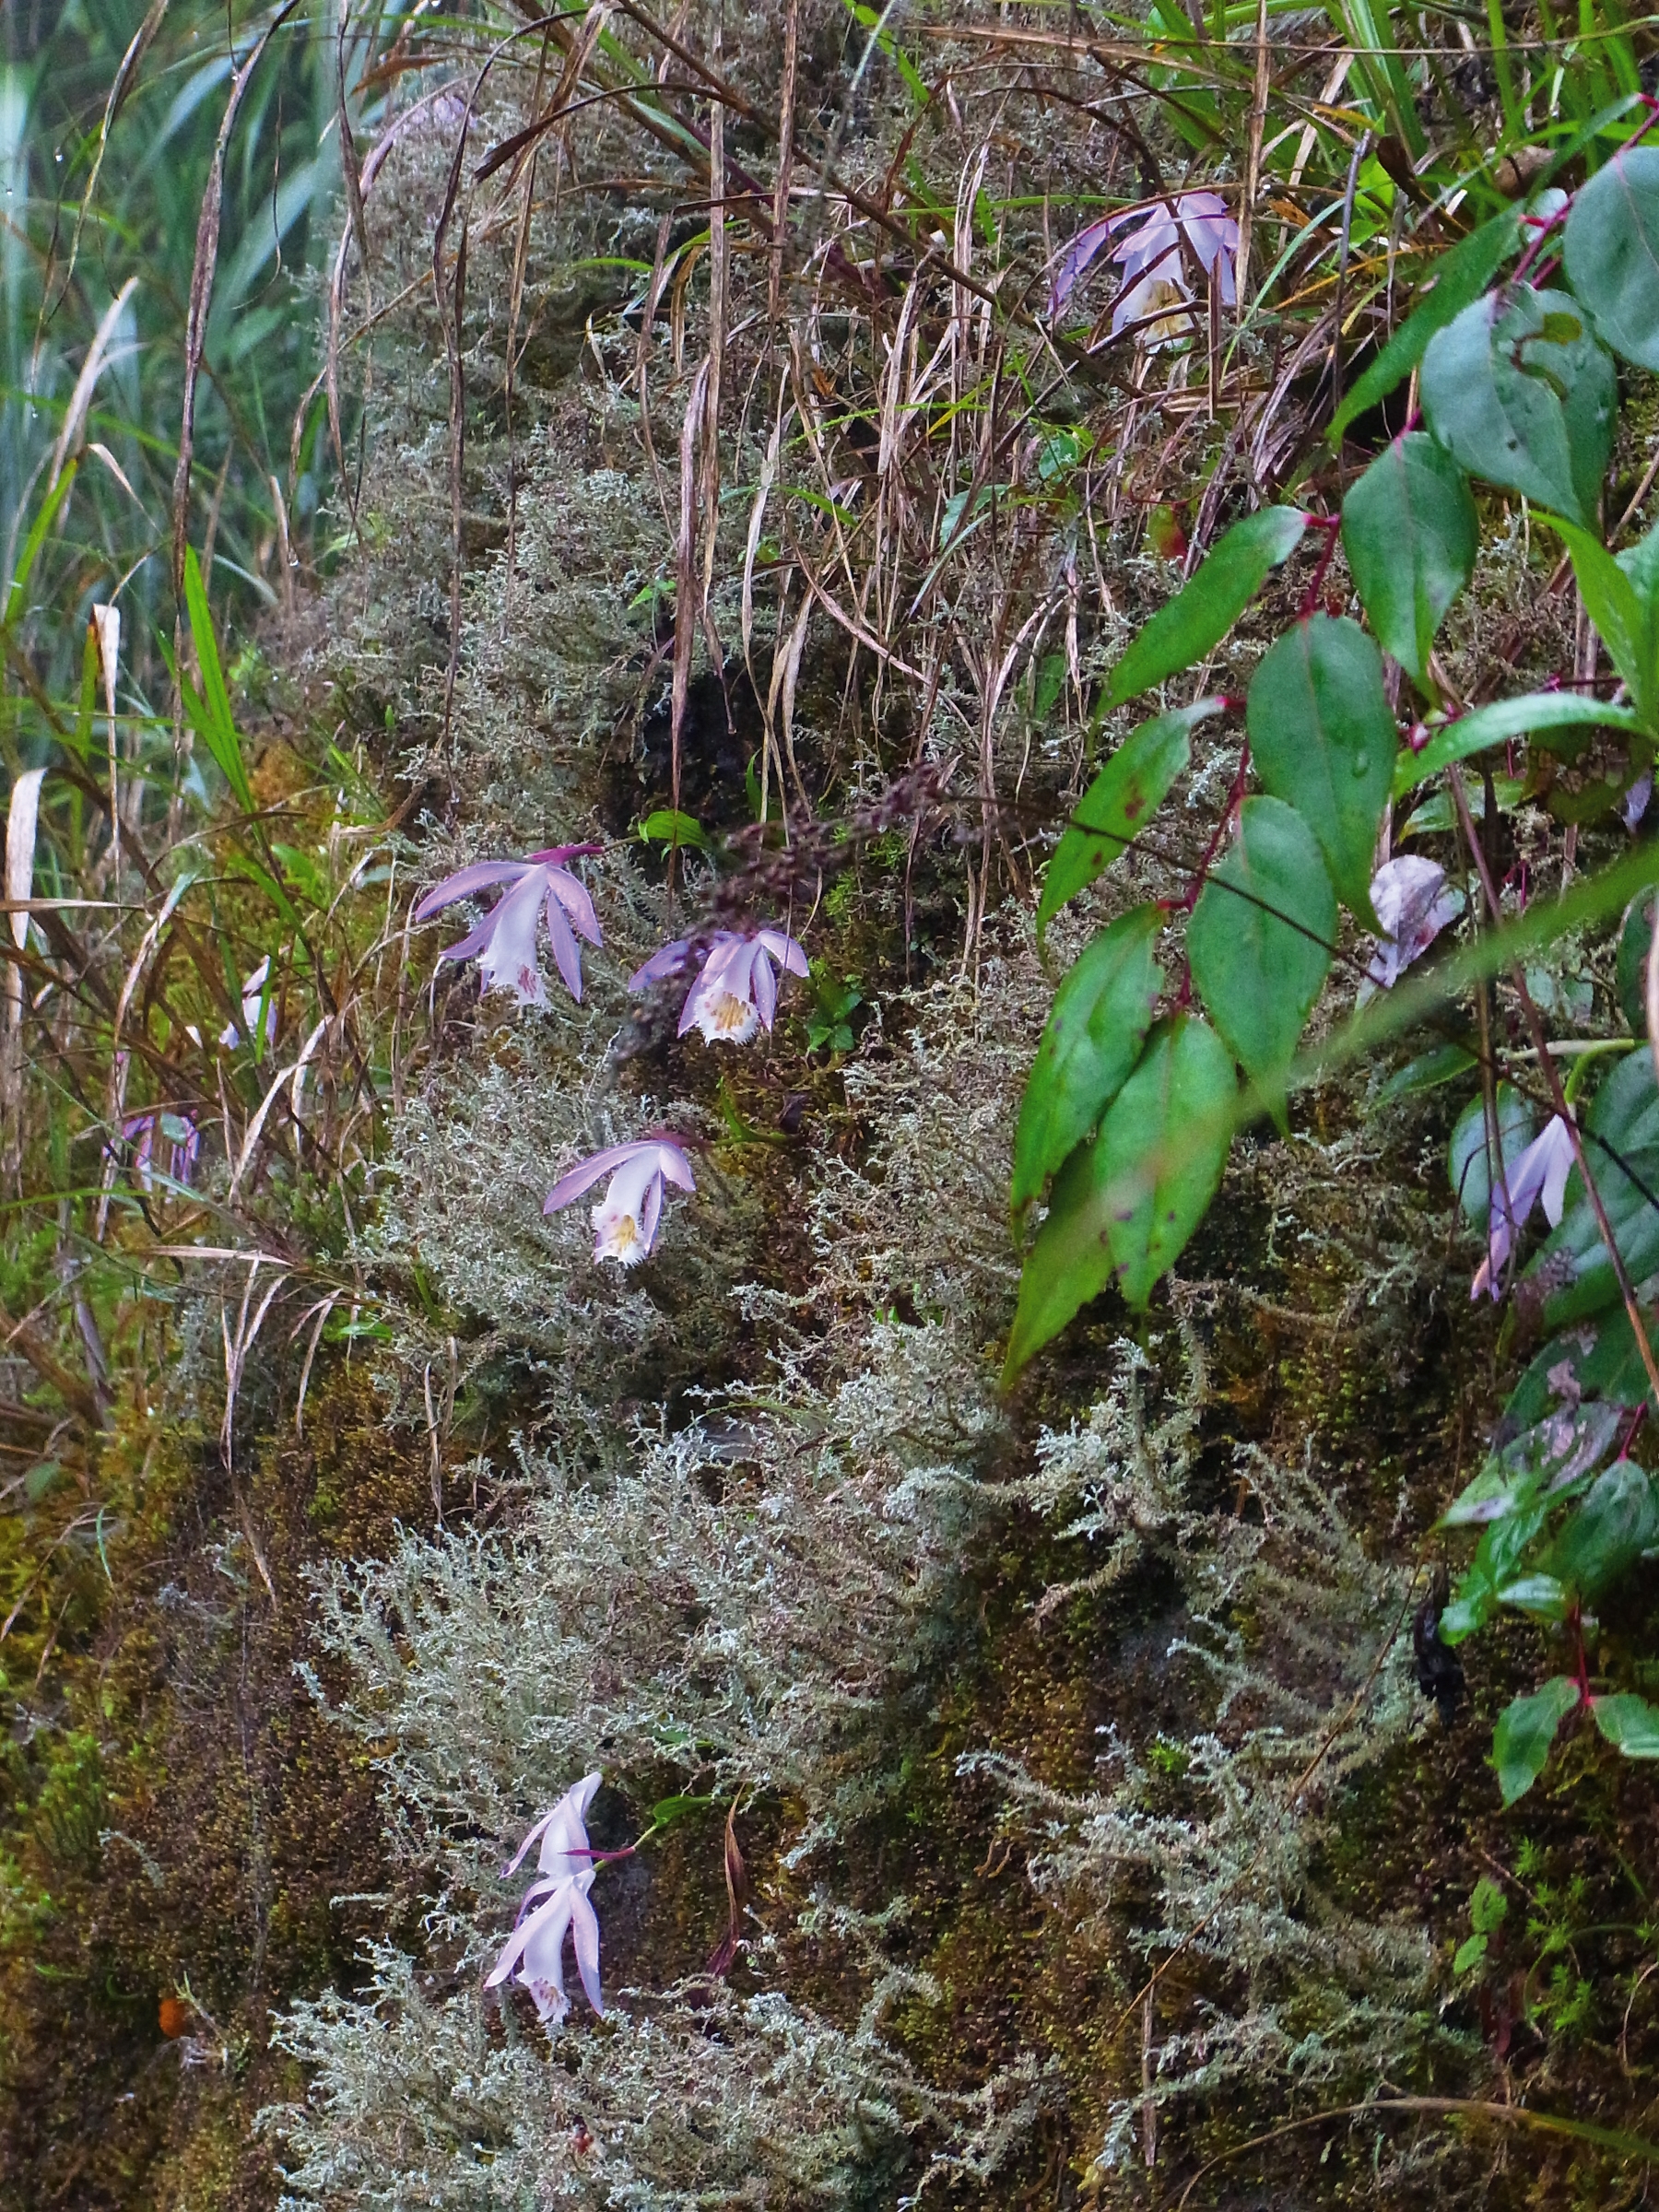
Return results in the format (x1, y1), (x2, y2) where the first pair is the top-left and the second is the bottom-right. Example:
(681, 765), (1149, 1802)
(638, 1168), (664, 1255)
(752, 947), (777, 1030)
(547, 867), (603, 947)
(629, 939), (689, 990)
(545, 1139), (656, 1213)
(543, 885), (585, 1003)
(486, 1879), (573, 1989)
(654, 1141), (696, 1193)
(414, 861), (527, 921)
(756, 928), (809, 978)
(569, 1885), (604, 2017)
(435, 913), (496, 967)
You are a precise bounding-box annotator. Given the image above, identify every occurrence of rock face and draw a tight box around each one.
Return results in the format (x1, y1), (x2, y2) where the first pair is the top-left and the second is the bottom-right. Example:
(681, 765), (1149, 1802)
(7, 12), (1659, 2210)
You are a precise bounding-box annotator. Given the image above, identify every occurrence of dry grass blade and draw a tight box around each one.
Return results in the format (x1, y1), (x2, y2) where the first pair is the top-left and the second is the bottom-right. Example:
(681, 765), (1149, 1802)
(48, 276), (140, 493)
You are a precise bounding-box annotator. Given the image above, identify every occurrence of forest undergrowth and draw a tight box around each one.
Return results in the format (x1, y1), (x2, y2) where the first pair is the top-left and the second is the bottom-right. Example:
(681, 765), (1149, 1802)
(6, 1), (1659, 2206)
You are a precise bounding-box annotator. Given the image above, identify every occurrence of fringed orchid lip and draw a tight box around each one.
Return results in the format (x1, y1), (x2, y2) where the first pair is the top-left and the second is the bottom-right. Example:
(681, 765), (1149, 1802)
(413, 845), (604, 1006)
(544, 1135), (697, 1266)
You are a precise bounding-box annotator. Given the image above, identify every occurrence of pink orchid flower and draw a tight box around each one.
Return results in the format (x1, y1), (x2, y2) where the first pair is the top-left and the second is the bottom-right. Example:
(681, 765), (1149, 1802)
(1050, 191), (1238, 335)
(414, 845), (604, 1006)
(1365, 857), (1463, 992)
(485, 1772), (605, 2027)
(629, 926), (808, 1045)
(543, 1135), (696, 1266)
(1472, 1114), (1577, 1300)
(218, 956), (279, 1051)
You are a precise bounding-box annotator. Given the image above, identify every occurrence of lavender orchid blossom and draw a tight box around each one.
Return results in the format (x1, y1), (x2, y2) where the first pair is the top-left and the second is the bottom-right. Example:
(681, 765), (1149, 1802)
(1364, 857), (1463, 993)
(414, 845), (604, 1006)
(544, 1135), (696, 1266)
(1471, 1114), (1578, 1300)
(119, 1111), (200, 1192)
(485, 1772), (606, 2027)
(629, 927), (808, 1045)
(1050, 192), (1238, 337)
(218, 957), (279, 1051)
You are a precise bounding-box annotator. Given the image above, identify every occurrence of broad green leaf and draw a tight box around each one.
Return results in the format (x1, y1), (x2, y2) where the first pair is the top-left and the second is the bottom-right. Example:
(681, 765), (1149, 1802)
(1396, 691), (1644, 792)
(1564, 146), (1659, 371)
(1442, 1495), (1555, 1641)
(1341, 434), (1477, 690)
(182, 545), (256, 815)
(1618, 892), (1655, 1031)
(1011, 906), (1163, 1213)
(1448, 1081), (1536, 1226)
(1039, 700), (1222, 935)
(1102, 510), (1306, 712)
(1591, 1690), (1659, 1757)
(1004, 1014), (1234, 1379)
(1493, 1675), (1580, 1805)
(1441, 1399), (1623, 1525)
(1544, 1458), (1659, 1598)
(1542, 515), (1658, 725)
(1505, 1304), (1657, 1430)
(1420, 283), (1615, 530)
(1377, 1042), (1477, 1100)
(1188, 797), (1335, 1098)
(1330, 206), (1522, 442)
(1246, 615), (1397, 918)
(1453, 1932), (1489, 1975)
(1530, 1047), (1659, 1325)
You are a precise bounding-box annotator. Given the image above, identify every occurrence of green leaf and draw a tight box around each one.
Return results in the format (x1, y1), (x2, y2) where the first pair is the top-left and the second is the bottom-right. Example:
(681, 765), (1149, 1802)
(4, 464), (76, 630)
(1506, 1305), (1657, 1430)
(1188, 796), (1335, 1100)
(1453, 1932), (1489, 1975)
(1448, 1081), (1536, 1227)
(1540, 515), (1658, 725)
(1011, 907), (1164, 1213)
(181, 546), (256, 815)
(1039, 701), (1222, 935)
(1618, 891), (1655, 1032)
(1420, 283), (1615, 531)
(1004, 1015), (1234, 1379)
(1441, 1399), (1623, 1526)
(1470, 1874), (1510, 1935)
(1493, 1676), (1580, 1805)
(638, 807), (709, 848)
(1396, 691), (1645, 792)
(1340, 434), (1477, 690)
(1545, 1458), (1659, 1599)
(1246, 615), (1398, 918)
(1330, 206), (1522, 442)
(1563, 145), (1659, 371)
(1377, 1042), (1477, 1100)
(1530, 1046), (1659, 1325)
(1591, 1690), (1659, 1757)
(1101, 510), (1307, 712)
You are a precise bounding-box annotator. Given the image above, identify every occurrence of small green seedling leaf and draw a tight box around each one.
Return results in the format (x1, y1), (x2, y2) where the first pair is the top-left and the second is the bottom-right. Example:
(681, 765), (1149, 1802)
(1340, 433), (1477, 691)
(1493, 1675), (1580, 1805)
(1004, 1014), (1235, 1381)
(1039, 700), (1223, 935)
(1101, 510), (1306, 712)
(1246, 615), (1397, 919)
(1564, 146), (1659, 372)
(638, 808), (709, 849)
(1188, 796), (1335, 1102)
(1420, 283), (1615, 531)
(1012, 906), (1163, 1214)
